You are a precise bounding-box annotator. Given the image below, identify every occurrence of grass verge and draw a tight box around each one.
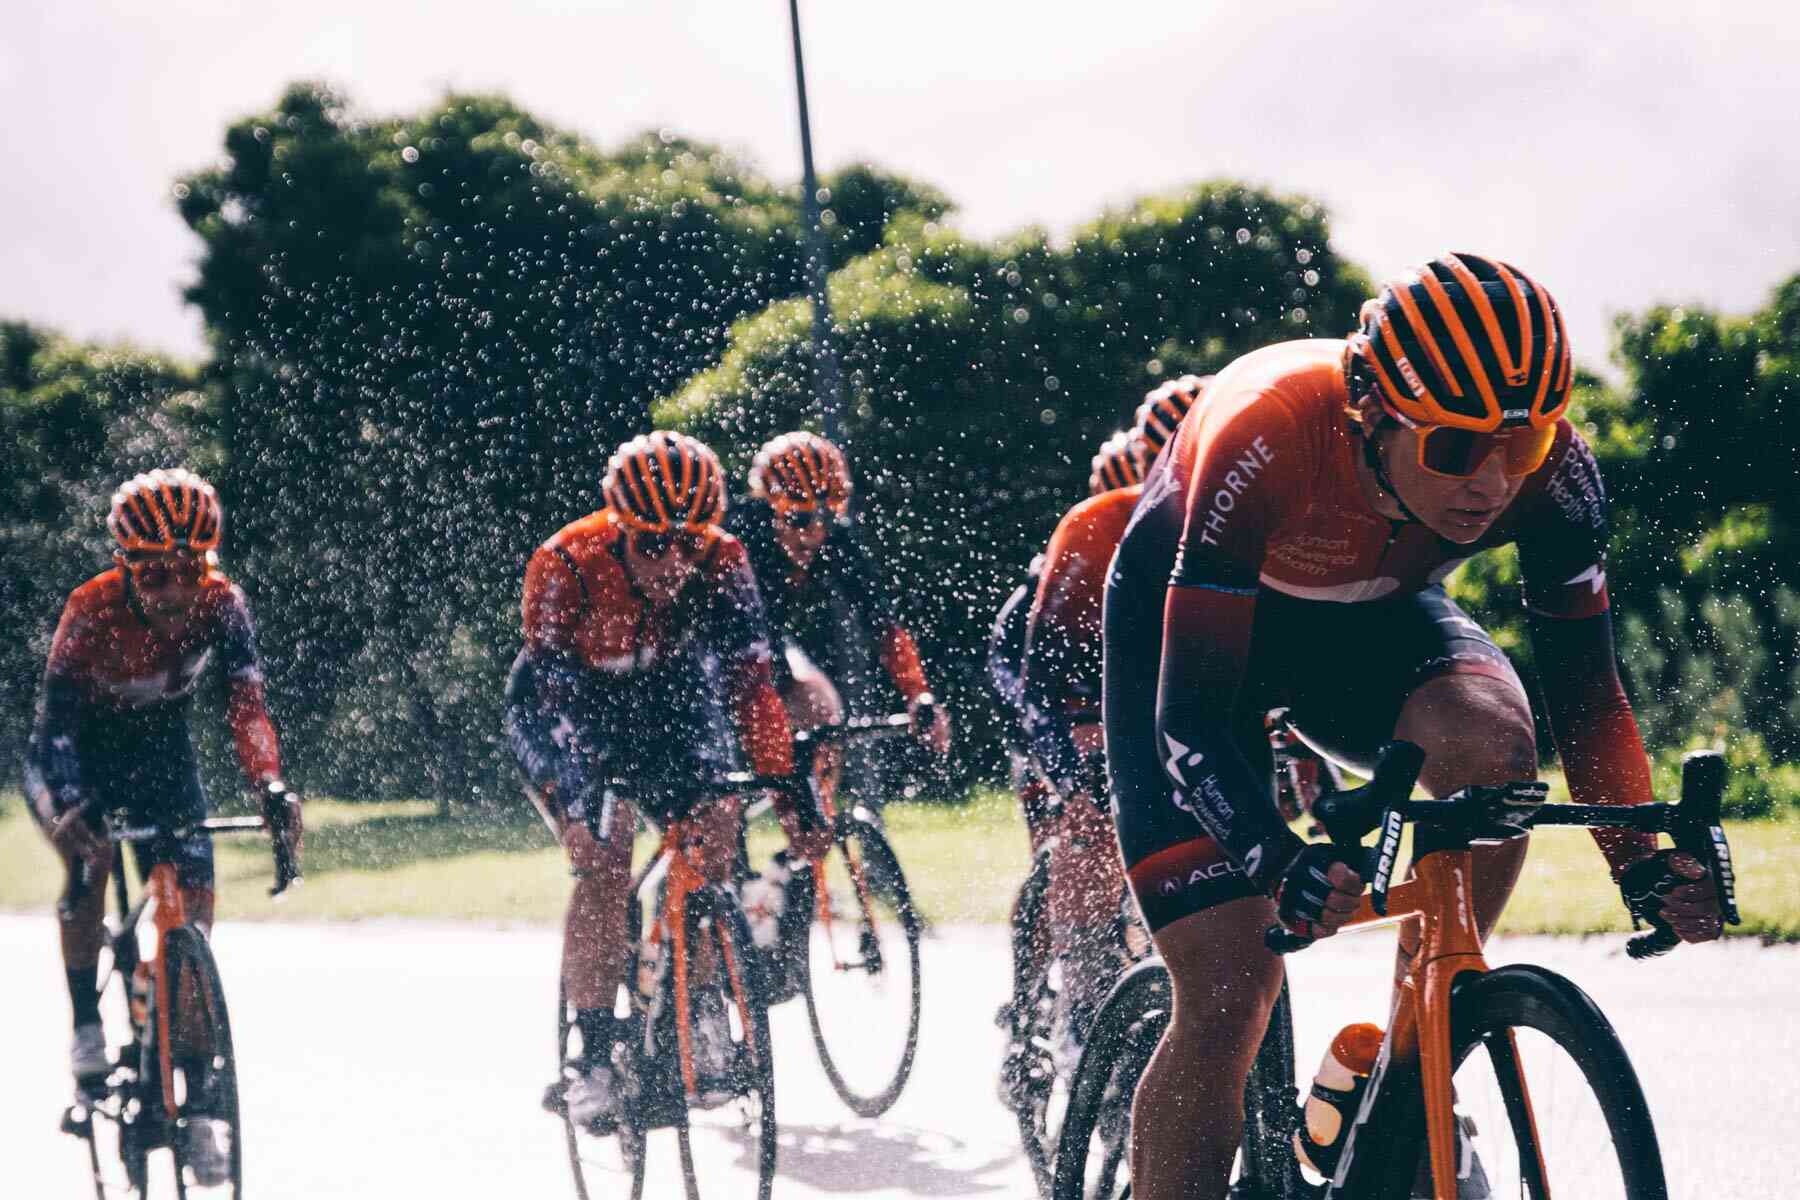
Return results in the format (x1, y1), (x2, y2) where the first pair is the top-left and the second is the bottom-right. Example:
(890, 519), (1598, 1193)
(3, 788), (1795, 938)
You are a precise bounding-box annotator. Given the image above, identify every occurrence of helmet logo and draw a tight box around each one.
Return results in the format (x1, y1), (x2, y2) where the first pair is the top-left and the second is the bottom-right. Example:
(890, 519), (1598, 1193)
(1502, 408), (1530, 420)
(1395, 355), (1426, 399)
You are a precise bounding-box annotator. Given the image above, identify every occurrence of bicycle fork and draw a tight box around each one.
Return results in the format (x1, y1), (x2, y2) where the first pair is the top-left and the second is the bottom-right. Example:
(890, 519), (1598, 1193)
(1328, 849), (1550, 1200)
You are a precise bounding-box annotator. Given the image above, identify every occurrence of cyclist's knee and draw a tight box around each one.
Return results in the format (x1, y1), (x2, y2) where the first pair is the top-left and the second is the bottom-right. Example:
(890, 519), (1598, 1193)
(1154, 907), (1282, 1061)
(563, 817), (630, 883)
(1396, 672), (1538, 794)
(781, 670), (843, 732)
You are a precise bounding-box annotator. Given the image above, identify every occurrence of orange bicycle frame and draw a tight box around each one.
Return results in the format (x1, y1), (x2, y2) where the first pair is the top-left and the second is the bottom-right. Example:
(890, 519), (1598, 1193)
(144, 862), (190, 1115)
(654, 817), (761, 1102)
(1335, 843), (1547, 1200)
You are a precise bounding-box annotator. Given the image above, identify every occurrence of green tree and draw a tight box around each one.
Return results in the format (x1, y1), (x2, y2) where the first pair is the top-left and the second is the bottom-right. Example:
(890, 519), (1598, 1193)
(659, 184), (1370, 777)
(174, 83), (949, 804)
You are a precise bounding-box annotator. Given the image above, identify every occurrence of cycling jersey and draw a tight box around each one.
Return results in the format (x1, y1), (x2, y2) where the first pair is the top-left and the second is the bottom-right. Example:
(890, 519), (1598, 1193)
(727, 499), (929, 703)
(1106, 338), (1655, 922)
(517, 509), (791, 785)
(1023, 489), (1137, 793)
(25, 568), (281, 823)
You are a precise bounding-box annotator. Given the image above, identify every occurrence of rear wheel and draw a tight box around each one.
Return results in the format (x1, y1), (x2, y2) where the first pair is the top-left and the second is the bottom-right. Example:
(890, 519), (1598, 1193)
(160, 925), (242, 1199)
(675, 887), (776, 1200)
(798, 814), (923, 1116)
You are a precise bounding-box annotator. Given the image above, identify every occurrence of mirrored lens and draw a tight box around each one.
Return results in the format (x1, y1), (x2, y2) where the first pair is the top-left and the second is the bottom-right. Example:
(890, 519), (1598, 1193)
(1417, 425), (1557, 479)
(1418, 427), (1490, 477)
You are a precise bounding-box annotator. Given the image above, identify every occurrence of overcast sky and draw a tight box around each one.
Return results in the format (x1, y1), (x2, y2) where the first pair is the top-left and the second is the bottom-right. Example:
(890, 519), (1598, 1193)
(5, 1), (1798, 376)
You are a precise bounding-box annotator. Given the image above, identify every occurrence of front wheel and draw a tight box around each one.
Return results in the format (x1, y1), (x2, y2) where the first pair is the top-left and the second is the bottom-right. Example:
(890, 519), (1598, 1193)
(160, 925), (242, 1199)
(797, 814), (923, 1117)
(1349, 964), (1667, 1200)
(675, 886), (776, 1200)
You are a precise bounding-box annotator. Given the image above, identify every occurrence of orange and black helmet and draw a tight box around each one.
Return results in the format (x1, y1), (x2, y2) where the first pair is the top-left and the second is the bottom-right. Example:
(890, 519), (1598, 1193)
(108, 468), (223, 554)
(1136, 374), (1210, 459)
(602, 431), (727, 532)
(747, 431), (852, 513)
(1088, 430), (1145, 496)
(1349, 253), (1572, 432)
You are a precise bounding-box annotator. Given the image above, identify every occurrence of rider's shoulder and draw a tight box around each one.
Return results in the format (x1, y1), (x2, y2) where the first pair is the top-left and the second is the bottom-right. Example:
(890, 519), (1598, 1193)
(1050, 486), (1141, 560)
(538, 510), (623, 566)
(1190, 339), (1346, 444)
(704, 528), (752, 573)
(193, 572), (251, 615)
(65, 568), (126, 615)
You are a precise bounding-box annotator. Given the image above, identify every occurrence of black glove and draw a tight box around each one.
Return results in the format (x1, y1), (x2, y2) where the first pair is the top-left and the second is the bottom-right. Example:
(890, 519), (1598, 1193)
(1274, 843), (1369, 939)
(1619, 848), (1717, 939)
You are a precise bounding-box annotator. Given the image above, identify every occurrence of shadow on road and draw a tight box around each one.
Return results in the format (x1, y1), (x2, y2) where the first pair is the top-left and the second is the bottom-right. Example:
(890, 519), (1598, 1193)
(770, 1120), (1021, 1196)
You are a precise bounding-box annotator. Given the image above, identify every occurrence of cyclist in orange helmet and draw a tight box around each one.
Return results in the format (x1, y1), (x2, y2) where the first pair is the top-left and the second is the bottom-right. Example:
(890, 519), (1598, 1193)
(1010, 381), (1204, 1067)
(504, 431), (825, 1129)
(729, 431), (951, 764)
(23, 468), (300, 1185)
(1089, 429), (1146, 497)
(1102, 256), (1723, 1199)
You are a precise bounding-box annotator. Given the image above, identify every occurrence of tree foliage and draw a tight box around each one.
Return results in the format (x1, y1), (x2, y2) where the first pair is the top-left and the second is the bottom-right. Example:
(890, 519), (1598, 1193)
(659, 185), (1371, 774)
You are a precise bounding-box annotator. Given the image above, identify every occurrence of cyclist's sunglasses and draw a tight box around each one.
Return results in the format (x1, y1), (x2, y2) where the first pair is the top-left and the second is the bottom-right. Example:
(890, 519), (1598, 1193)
(1411, 423), (1557, 480)
(777, 507), (824, 531)
(631, 529), (708, 560)
(126, 552), (208, 589)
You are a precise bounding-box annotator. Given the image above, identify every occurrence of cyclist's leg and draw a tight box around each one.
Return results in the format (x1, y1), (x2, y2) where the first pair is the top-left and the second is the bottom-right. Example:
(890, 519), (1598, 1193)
(1282, 586), (1535, 978)
(1047, 787), (1128, 1019)
(781, 641), (845, 811)
(1106, 569), (1272, 1200)
(23, 748), (114, 1035)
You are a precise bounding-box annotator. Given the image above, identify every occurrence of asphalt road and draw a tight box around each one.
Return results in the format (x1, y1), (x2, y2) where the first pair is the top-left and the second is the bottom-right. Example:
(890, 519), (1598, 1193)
(5, 913), (1792, 1197)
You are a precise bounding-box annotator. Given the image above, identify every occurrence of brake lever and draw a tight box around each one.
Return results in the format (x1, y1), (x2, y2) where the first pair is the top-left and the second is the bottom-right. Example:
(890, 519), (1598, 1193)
(1370, 807), (1404, 916)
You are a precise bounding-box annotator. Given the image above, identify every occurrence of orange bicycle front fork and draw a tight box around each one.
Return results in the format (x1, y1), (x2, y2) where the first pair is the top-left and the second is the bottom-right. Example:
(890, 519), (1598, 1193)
(147, 863), (188, 1115)
(1349, 848), (1548, 1200)
(665, 827), (759, 1102)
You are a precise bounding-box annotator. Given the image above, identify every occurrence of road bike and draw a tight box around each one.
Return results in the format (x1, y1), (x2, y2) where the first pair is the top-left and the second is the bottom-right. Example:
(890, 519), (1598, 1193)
(60, 808), (299, 1199)
(549, 768), (813, 1200)
(1054, 746), (1739, 1200)
(996, 759), (1153, 1197)
(757, 711), (926, 1118)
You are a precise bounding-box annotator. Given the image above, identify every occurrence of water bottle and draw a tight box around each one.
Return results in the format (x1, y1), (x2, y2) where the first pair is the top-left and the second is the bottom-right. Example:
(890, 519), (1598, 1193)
(1295, 1022), (1383, 1178)
(742, 853), (792, 949)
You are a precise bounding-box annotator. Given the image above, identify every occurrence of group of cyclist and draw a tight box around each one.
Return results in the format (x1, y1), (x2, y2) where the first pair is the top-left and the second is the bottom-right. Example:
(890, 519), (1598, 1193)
(24, 251), (1728, 1199)
(23, 431), (950, 1160)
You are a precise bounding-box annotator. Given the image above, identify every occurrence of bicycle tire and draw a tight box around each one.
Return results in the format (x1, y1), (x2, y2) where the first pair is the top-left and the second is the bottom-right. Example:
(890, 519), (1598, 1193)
(676, 886), (776, 1200)
(160, 925), (242, 1199)
(1339, 964), (1666, 1200)
(1051, 958), (1171, 1200)
(798, 814), (923, 1117)
(556, 979), (647, 1200)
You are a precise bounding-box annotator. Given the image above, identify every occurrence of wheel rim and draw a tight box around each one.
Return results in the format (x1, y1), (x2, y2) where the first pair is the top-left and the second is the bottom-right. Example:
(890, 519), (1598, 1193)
(801, 825), (922, 1116)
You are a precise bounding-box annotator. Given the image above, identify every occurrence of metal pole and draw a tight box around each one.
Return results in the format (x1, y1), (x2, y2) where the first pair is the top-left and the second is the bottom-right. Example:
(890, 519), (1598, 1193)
(788, 0), (845, 446)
